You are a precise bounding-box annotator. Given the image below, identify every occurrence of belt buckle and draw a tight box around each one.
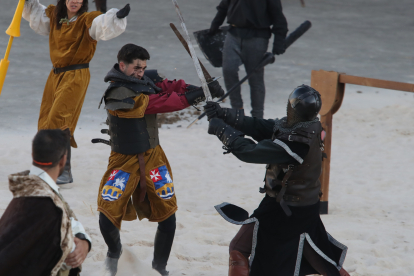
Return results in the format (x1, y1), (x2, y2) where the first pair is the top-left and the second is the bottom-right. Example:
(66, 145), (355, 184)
(53, 67), (58, 74)
(288, 131), (296, 141)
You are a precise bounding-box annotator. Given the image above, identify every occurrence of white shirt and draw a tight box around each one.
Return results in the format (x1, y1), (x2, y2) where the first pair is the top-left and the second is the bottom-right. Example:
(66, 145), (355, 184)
(23, 0), (127, 41)
(29, 165), (92, 253)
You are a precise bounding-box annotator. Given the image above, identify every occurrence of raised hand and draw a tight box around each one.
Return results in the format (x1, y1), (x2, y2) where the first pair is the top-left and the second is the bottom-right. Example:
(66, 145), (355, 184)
(116, 4), (130, 19)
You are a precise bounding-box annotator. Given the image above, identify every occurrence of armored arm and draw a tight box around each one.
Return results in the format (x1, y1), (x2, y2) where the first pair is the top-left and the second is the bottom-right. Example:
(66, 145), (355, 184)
(204, 102), (274, 141)
(207, 118), (299, 164)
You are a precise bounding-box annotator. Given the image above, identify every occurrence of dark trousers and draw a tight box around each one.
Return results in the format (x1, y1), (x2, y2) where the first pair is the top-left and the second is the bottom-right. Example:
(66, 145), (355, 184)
(99, 212), (176, 258)
(222, 32), (269, 118)
(229, 223), (336, 275)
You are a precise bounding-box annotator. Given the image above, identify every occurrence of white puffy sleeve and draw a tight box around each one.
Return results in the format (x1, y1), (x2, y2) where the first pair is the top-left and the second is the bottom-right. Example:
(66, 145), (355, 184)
(89, 8), (127, 41)
(22, 0), (50, 36)
(70, 217), (92, 251)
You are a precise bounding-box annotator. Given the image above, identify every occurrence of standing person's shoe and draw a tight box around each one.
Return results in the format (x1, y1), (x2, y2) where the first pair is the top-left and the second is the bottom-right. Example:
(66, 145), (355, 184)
(152, 229), (175, 276)
(104, 248), (122, 276)
(57, 141), (73, 184)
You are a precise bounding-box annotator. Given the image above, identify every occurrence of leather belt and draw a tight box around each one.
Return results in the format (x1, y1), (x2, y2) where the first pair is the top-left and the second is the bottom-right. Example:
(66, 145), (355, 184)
(138, 153), (147, 202)
(276, 165), (294, 216)
(53, 63), (89, 74)
(260, 187), (300, 202)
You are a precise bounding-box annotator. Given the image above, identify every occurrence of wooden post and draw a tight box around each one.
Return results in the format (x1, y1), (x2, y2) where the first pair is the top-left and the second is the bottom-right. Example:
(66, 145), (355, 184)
(319, 112), (332, 214)
(311, 70), (345, 214)
(311, 71), (413, 214)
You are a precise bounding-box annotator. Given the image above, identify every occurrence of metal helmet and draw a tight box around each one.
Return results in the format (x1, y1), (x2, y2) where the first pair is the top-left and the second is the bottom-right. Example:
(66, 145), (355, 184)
(288, 85), (322, 121)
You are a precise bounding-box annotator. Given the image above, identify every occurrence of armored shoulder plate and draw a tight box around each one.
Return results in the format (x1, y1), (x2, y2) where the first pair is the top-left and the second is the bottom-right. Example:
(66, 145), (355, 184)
(100, 80), (159, 110)
(106, 86), (139, 100)
(104, 86), (138, 111)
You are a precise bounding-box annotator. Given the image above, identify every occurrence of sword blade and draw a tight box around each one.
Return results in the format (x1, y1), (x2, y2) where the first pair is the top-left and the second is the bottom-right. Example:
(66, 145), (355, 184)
(171, 0), (212, 101)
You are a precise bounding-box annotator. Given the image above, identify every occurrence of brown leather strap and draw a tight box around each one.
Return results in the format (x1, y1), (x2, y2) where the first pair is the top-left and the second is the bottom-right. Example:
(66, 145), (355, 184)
(260, 185), (301, 202)
(292, 129), (313, 138)
(138, 153), (147, 202)
(278, 133), (310, 144)
(276, 165), (294, 216)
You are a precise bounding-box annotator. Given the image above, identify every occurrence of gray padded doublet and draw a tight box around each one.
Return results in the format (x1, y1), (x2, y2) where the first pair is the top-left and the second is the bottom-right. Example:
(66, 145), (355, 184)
(106, 86), (141, 101)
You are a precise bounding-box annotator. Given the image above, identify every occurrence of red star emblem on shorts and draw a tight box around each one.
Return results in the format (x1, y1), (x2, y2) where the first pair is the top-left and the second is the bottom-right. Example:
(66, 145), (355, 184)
(108, 170), (119, 181)
(150, 168), (161, 182)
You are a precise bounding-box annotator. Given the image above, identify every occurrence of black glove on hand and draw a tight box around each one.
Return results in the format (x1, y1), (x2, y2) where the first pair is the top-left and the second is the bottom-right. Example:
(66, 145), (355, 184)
(272, 39), (286, 55)
(203, 101), (225, 121)
(116, 4), (130, 19)
(207, 79), (225, 99)
(208, 25), (220, 36)
(208, 118), (244, 147)
(207, 118), (227, 136)
(185, 79), (224, 105)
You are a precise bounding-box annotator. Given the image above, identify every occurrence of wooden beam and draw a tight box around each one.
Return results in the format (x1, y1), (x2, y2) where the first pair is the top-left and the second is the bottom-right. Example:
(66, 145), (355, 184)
(311, 70), (346, 214)
(339, 74), (414, 93)
(311, 70), (340, 116)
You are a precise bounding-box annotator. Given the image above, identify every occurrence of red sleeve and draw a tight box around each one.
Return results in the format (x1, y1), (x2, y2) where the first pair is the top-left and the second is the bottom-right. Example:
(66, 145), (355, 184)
(145, 79), (192, 114)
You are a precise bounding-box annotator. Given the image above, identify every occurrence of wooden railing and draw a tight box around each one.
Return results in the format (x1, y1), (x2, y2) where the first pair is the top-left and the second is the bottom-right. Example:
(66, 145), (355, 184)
(311, 70), (414, 214)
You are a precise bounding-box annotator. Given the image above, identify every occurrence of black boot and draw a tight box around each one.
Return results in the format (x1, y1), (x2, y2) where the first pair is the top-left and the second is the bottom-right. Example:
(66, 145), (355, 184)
(104, 249), (122, 276)
(152, 229), (175, 276)
(100, 212), (122, 276)
(57, 137), (73, 184)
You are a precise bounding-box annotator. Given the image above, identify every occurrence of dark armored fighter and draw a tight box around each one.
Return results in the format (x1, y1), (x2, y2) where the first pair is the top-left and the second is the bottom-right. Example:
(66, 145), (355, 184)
(94, 44), (224, 276)
(204, 85), (350, 276)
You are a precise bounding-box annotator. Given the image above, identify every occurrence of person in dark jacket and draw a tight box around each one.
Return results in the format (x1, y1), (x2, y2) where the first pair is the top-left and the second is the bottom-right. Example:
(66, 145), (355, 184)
(209, 0), (288, 119)
(204, 85), (350, 276)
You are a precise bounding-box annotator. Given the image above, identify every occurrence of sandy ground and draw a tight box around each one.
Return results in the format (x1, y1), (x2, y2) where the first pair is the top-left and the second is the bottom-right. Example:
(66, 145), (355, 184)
(0, 0), (413, 275)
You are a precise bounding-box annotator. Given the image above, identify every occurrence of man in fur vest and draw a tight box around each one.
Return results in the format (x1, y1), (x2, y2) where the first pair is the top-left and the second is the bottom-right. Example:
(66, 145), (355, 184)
(0, 129), (92, 276)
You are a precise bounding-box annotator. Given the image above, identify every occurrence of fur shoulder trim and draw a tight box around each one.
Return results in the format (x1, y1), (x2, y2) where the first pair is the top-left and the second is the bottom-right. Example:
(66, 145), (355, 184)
(8, 171), (74, 276)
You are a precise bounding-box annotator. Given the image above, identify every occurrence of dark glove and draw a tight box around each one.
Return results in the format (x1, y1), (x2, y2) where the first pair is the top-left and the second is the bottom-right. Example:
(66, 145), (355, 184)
(204, 101), (245, 128)
(272, 39), (286, 55)
(207, 118), (227, 136)
(185, 79), (224, 105)
(116, 4), (130, 19)
(208, 25), (220, 36)
(207, 79), (225, 99)
(185, 86), (205, 105)
(208, 118), (244, 147)
(204, 101), (225, 121)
